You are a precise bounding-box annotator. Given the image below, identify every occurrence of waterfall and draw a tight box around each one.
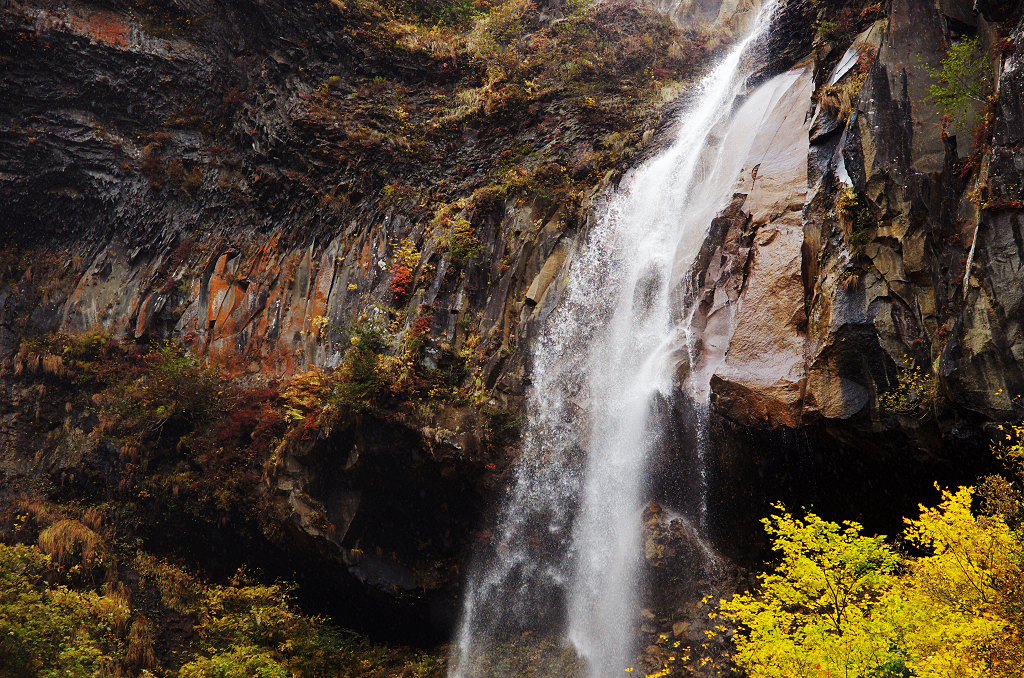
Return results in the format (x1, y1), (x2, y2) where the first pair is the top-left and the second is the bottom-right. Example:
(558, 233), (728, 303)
(450, 3), (781, 676)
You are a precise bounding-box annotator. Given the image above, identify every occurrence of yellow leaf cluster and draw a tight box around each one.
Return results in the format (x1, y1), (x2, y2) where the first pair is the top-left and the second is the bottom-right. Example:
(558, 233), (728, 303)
(721, 486), (1020, 678)
(880, 358), (936, 415)
(281, 369), (328, 422)
(395, 237), (420, 271)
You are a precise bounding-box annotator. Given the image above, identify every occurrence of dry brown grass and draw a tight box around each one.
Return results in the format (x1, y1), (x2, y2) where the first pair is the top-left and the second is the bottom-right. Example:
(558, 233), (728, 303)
(840, 270), (861, 291)
(42, 354), (65, 377)
(125, 616), (157, 670)
(100, 581), (134, 634)
(103, 580), (132, 609)
(14, 494), (57, 520)
(81, 507), (103, 531)
(818, 71), (868, 122)
(2, 342), (72, 379)
(7, 494), (63, 536)
(38, 518), (102, 568)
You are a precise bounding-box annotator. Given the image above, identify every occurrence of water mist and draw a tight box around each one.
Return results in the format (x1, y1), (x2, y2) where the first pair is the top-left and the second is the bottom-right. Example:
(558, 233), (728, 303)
(450, 3), (781, 676)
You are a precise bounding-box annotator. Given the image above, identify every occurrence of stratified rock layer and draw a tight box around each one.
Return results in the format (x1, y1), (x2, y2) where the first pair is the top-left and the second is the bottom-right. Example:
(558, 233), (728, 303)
(4, 0), (1024, 647)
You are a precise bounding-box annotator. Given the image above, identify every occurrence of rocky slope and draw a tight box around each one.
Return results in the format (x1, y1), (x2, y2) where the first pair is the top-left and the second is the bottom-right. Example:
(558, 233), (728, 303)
(0, 0), (730, 644)
(3, 0), (1024, 665)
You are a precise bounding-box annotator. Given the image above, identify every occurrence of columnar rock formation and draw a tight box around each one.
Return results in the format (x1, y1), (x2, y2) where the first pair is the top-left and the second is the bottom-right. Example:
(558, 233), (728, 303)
(2, 0), (1024, 646)
(684, 0), (1024, 441)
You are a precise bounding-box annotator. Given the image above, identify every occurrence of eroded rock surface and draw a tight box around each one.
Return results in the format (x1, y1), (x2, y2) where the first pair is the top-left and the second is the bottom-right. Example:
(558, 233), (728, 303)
(0, 0), (705, 636)
(689, 0), (1024, 443)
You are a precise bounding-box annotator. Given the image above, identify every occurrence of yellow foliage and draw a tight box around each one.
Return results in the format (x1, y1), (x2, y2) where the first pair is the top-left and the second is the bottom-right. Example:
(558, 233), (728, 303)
(449, 219), (482, 262)
(0, 543), (445, 677)
(0, 544), (126, 676)
(880, 358), (935, 414)
(281, 369), (328, 422)
(311, 314), (329, 339)
(135, 552), (202, 615)
(894, 485), (1014, 677)
(721, 488), (1020, 678)
(395, 237), (420, 270)
(903, 485), (1014, 612)
(993, 419), (1024, 479)
(719, 509), (901, 678)
(835, 185), (859, 219)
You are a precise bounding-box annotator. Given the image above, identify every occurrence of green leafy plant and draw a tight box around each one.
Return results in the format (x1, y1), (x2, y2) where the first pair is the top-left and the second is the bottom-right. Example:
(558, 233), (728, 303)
(0, 542), (446, 678)
(0, 544), (132, 678)
(836, 185), (859, 219)
(449, 219), (483, 262)
(835, 186), (876, 255)
(183, 577), (445, 678)
(280, 312), (471, 430)
(929, 37), (992, 130)
(134, 552), (203, 615)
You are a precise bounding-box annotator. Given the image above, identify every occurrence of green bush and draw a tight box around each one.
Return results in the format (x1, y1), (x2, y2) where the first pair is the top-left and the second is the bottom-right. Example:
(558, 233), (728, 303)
(929, 37), (992, 130)
(185, 577), (445, 678)
(449, 219), (483, 262)
(0, 544), (130, 678)
(0, 543), (446, 677)
(180, 646), (289, 678)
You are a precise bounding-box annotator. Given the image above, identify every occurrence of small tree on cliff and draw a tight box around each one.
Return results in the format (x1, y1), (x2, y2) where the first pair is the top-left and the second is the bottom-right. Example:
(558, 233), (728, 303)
(929, 37), (992, 131)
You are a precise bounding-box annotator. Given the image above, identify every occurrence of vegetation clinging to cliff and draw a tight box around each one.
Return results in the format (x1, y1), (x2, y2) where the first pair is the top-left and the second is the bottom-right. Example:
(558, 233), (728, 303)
(929, 36), (993, 130)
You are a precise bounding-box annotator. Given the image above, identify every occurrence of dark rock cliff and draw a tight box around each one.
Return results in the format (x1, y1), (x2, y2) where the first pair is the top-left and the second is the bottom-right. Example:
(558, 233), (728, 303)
(4, 0), (1024, 655)
(668, 0), (1024, 565)
(0, 0), (718, 641)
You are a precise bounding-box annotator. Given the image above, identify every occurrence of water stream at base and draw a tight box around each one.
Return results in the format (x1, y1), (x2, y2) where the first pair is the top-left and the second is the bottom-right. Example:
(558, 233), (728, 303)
(450, 4), (781, 676)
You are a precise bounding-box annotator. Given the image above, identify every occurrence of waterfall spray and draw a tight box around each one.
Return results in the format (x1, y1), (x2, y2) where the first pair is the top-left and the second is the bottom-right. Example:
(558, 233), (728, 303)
(450, 3), (781, 676)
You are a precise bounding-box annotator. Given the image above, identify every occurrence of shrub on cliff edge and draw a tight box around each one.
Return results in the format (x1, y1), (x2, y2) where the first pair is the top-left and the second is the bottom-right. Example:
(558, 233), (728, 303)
(929, 37), (993, 131)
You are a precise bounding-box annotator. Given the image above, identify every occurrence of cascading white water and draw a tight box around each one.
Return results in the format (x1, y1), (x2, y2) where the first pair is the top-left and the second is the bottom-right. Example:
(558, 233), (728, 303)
(450, 3), (780, 677)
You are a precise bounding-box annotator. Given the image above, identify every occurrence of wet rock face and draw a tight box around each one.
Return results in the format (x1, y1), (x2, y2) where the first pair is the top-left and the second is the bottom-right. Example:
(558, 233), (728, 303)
(693, 61), (813, 428)
(651, 0), (1024, 572)
(637, 501), (752, 676)
(689, 0), (1024, 447)
(0, 0), (683, 391)
(0, 0), (523, 373)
